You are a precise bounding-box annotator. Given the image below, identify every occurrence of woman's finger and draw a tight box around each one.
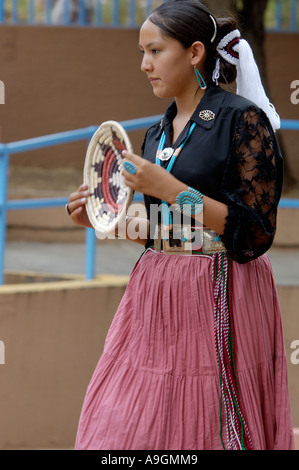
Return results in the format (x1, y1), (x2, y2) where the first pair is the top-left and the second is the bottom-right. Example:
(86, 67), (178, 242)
(71, 206), (83, 217)
(68, 196), (87, 214)
(69, 186), (89, 202)
(122, 150), (141, 162)
(68, 186), (89, 215)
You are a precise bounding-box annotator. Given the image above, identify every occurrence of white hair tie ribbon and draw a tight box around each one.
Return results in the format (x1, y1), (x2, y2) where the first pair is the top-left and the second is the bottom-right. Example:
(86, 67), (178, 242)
(216, 29), (241, 65)
(212, 29), (280, 131)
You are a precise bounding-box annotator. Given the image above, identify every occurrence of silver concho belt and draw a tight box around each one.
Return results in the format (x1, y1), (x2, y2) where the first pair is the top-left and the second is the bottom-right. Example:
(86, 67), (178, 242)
(153, 225), (226, 255)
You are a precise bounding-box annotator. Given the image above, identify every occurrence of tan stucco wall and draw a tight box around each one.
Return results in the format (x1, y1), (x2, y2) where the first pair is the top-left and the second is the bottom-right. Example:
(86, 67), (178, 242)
(0, 276), (127, 449)
(0, 25), (167, 169)
(0, 27), (298, 176)
(0, 278), (298, 449)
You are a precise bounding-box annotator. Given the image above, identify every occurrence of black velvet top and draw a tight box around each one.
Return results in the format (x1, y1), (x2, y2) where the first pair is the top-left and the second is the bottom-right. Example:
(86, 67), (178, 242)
(141, 86), (283, 264)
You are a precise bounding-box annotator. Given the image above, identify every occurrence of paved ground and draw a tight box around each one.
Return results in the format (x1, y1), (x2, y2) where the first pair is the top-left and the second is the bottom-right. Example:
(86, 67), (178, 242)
(4, 240), (144, 279)
(3, 240), (299, 286)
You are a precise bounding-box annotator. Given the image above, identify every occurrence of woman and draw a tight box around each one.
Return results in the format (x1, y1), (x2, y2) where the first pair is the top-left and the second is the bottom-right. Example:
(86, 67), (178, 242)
(67, 0), (294, 450)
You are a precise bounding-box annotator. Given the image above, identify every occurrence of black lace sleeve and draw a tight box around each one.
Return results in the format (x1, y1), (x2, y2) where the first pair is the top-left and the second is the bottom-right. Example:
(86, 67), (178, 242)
(221, 106), (283, 264)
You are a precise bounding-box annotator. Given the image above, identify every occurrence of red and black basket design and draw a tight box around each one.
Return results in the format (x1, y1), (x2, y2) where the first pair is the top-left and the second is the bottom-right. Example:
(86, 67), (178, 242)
(84, 121), (133, 234)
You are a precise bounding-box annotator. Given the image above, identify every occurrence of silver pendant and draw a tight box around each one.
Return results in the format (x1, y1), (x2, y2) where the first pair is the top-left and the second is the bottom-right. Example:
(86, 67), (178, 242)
(159, 147), (174, 161)
(199, 110), (215, 121)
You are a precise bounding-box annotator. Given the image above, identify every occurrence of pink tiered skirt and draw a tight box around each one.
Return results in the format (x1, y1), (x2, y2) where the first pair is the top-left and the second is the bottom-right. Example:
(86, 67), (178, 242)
(75, 249), (294, 450)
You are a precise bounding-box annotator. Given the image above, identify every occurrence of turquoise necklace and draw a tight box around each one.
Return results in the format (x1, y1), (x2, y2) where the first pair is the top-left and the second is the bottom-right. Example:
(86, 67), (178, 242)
(156, 122), (197, 226)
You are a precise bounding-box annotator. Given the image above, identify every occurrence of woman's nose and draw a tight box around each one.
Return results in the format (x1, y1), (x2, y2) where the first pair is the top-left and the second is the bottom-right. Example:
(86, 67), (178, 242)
(141, 54), (153, 73)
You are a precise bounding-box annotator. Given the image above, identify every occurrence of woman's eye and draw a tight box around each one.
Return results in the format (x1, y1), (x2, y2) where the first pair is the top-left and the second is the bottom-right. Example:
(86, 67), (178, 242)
(138, 48), (160, 55)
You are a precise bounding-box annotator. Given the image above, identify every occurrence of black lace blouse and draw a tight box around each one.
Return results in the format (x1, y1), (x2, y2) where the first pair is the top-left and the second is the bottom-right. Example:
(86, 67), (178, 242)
(141, 86), (283, 264)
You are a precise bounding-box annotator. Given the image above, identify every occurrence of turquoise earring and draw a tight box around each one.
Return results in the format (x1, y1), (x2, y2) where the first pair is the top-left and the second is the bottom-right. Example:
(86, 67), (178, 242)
(194, 66), (207, 90)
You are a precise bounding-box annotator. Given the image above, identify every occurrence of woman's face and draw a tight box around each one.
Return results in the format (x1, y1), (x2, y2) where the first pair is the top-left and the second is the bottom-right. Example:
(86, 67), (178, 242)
(139, 19), (196, 100)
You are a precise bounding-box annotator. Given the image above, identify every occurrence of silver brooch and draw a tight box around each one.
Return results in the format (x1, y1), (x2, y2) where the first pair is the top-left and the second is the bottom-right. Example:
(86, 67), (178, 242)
(199, 110), (215, 121)
(159, 147), (174, 161)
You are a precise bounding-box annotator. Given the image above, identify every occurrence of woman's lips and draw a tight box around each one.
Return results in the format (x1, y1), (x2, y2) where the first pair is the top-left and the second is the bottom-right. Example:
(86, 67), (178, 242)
(149, 77), (159, 83)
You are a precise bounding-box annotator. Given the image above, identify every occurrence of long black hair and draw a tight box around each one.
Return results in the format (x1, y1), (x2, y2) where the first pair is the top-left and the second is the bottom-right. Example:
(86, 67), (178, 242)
(148, 0), (237, 85)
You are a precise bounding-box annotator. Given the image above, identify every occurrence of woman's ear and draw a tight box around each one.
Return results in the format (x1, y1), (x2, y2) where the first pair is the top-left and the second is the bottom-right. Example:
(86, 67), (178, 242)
(190, 41), (206, 67)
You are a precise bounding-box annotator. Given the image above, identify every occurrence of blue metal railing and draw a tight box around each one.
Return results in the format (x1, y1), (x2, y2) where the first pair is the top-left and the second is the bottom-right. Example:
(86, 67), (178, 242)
(0, 115), (162, 285)
(0, 116), (299, 285)
(0, 0), (167, 28)
(0, 0), (298, 31)
(272, 0), (299, 32)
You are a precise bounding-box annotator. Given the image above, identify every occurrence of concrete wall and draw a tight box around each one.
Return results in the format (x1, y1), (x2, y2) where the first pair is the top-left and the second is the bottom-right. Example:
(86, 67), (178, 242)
(0, 276), (127, 450)
(0, 25), (167, 169)
(277, 286), (299, 434)
(0, 26), (298, 178)
(265, 33), (299, 181)
(0, 277), (298, 450)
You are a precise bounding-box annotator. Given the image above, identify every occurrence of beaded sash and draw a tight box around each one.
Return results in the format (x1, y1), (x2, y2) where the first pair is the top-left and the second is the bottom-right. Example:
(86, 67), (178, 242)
(212, 252), (253, 450)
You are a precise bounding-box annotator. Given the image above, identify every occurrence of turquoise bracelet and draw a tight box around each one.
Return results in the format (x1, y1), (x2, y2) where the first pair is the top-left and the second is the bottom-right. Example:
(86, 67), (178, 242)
(175, 187), (204, 216)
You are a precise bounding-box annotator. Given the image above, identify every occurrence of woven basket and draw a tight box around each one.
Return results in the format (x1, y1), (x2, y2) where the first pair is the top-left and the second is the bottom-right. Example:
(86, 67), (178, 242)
(83, 120), (134, 234)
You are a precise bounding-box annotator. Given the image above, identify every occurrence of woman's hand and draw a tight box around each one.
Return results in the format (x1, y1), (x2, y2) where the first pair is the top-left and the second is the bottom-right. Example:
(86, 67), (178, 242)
(122, 151), (229, 236)
(67, 183), (93, 228)
(122, 150), (187, 205)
